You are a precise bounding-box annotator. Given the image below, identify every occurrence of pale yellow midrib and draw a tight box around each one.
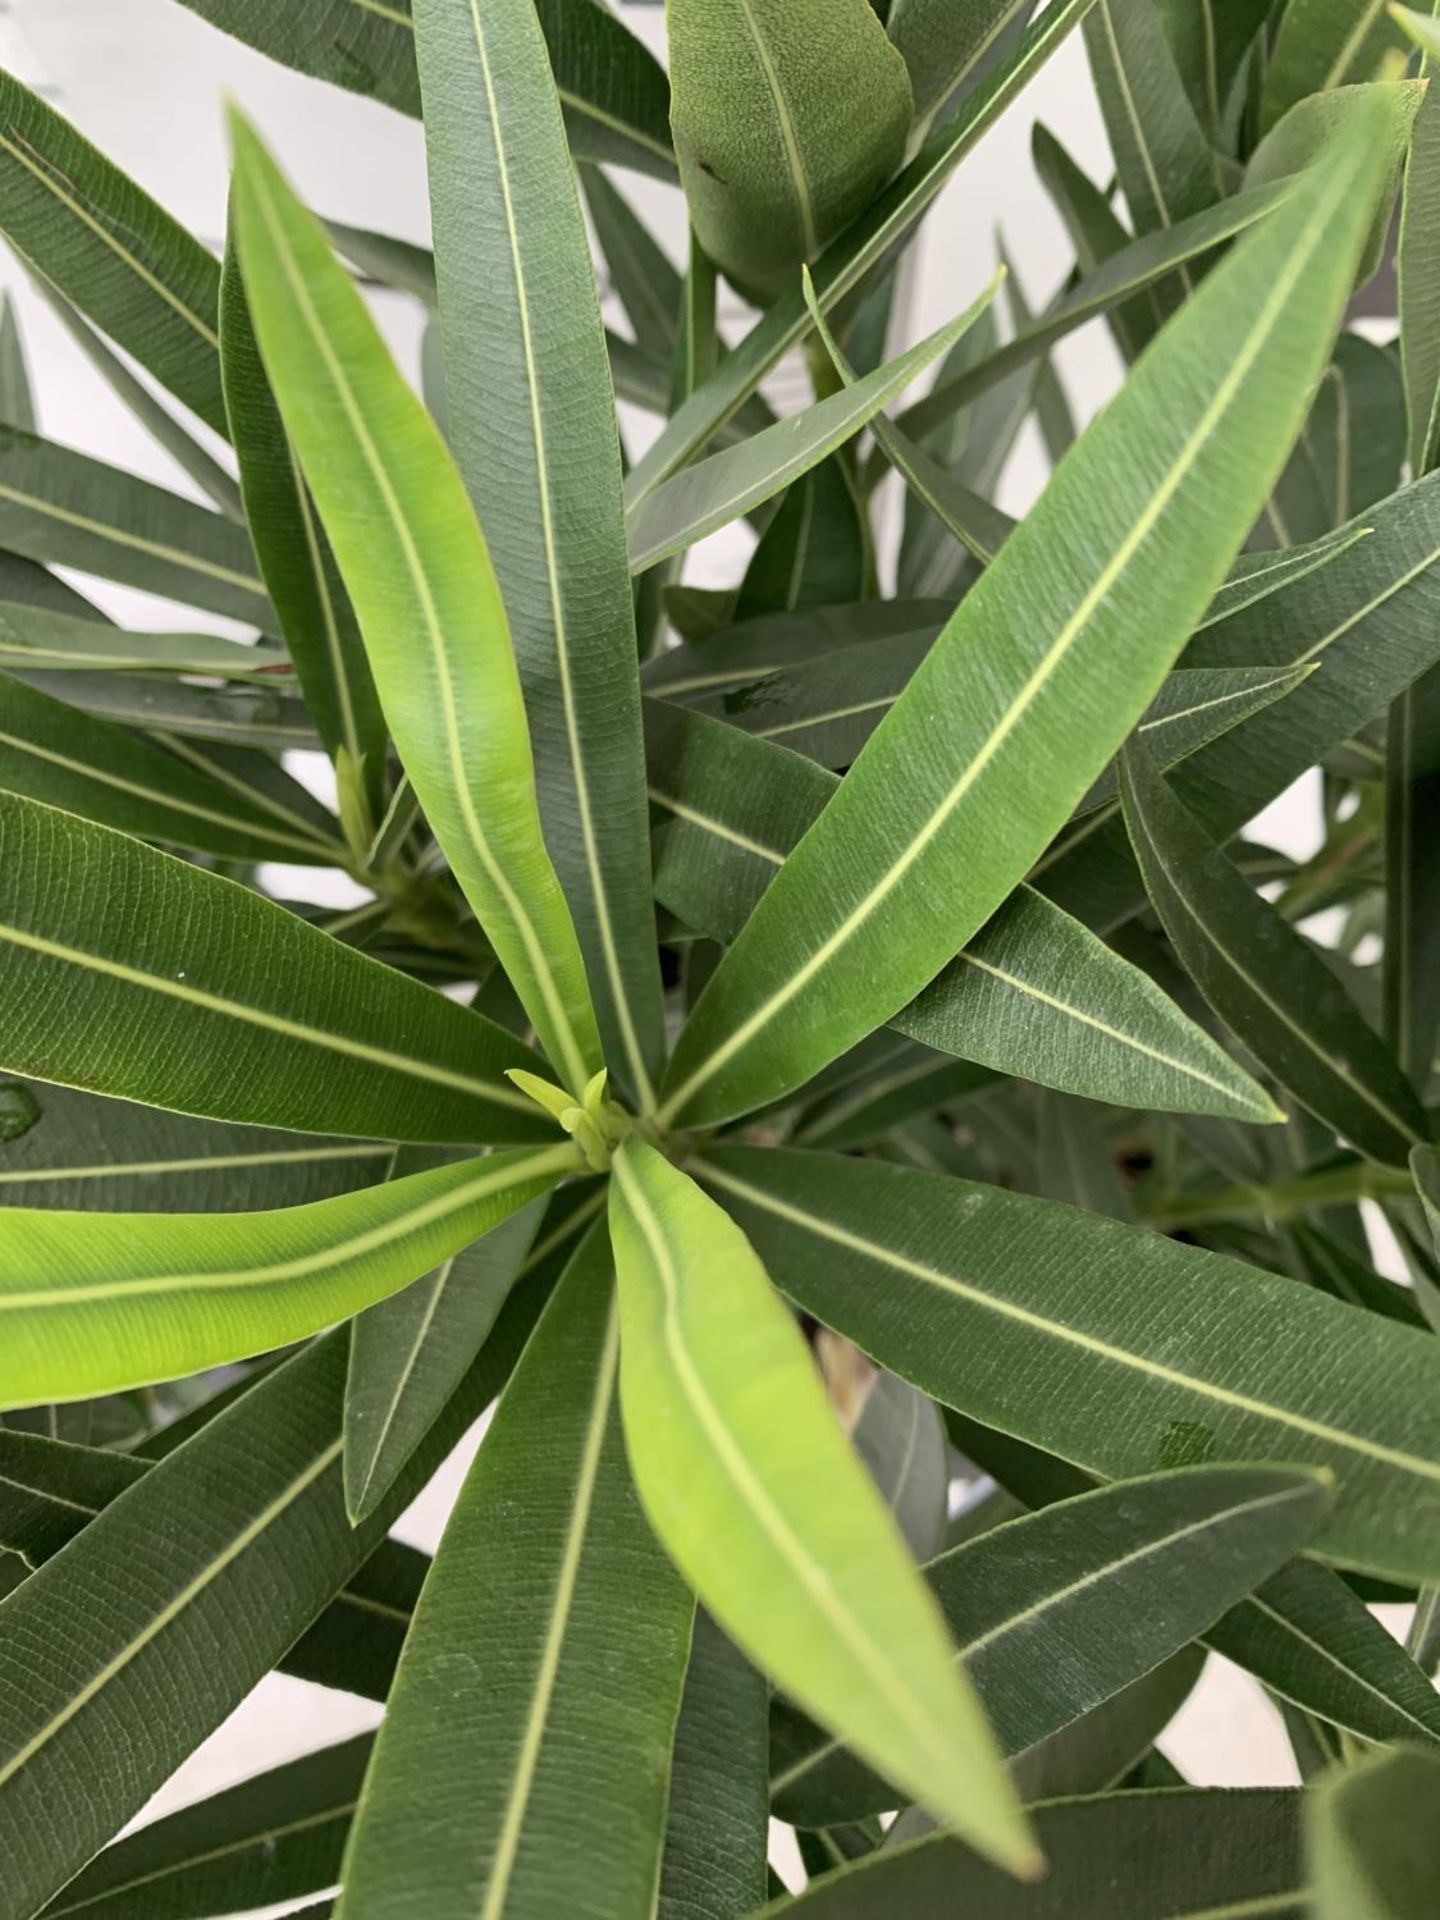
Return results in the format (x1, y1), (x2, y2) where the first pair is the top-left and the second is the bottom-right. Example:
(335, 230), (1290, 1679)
(771, 1480), (1312, 1793)
(0, 1148), (573, 1313)
(479, 1298), (619, 1920)
(0, 726), (337, 858)
(0, 129), (219, 349)
(463, 0), (653, 1110)
(701, 1161), (1440, 1486)
(658, 134), (1355, 1128)
(617, 1156), (968, 1791)
(245, 159), (591, 1098)
(0, 919), (535, 1113)
(0, 1437), (345, 1792)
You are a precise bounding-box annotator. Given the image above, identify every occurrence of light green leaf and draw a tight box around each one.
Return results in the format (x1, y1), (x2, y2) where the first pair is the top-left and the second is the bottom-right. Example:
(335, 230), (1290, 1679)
(0, 1080), (392, 1214)
(628, 275), (997, 574)
(666, 0), (912, 301)
(0, 426), (272, 628)
(0, 669), (343, 865)
(646, 704), (1280, 1121)
(335, 1228), (694, 1920)
(754, 1789), (1302, 1916)
(0, 1316), (540, 1917)
(36, 1732), (371, 1920)
(174, 0), (676, 179)
(608, 1140), (1036, 1876)
(0, 1142), (575, 1412)
(1263, 0), (1409, 131)
(627, 0), (1095, 501)
(657, 1612), (769, 1920)
(657, 95), (1396, 1131)
(1119, 743), (1428, 1166)
(770, 1463), (1328, 1826)
(342, 1179), (551, 1522)
(0, 70), (227, 432)
(700, 1146), (1440, 1583)
(414, 0), (665, 1106)
(229, 111), (602, 1096)
(1308, 1742), (1440, 1919)
(0, 792), (549, 1144)
(221, 221), (386, 821)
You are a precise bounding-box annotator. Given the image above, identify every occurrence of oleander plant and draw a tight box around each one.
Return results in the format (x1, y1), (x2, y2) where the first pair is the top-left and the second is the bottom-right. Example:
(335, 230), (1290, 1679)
(2, 0), (1440, 1913)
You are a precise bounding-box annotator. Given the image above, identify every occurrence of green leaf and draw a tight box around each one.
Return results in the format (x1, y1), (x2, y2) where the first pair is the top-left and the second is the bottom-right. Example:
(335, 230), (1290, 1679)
(1396, 6), (1440, 476)
(754, 1788), (1302, 1916)
(0, 426), (271, 628)
(0, 71), (227, 432)
(1032, 120), (1159, 364)
(1009, 1648), (1202, 1804)
(30, 274), (244, 519)
(657, 1612), (769, 1920)
(700, 1146), (1440, 1583)
(0, 1081), (393, 1213)
(174, 0), (676, 178)
(221, 222), (386, 821)
(852, 1369), (949, 1562)
(0, 669), (345, 865)
(1308, 1743), (1440, 1919)
(36, 1732), (371, 1920)
(657, 95), (1396, 1131)
(628, 275), (998, 574)
(646, 704), (1286, 1122)
(666, 0), (912, 301)
(1263, 0), (1409, 132)
(735, 460), (868, 621)
(0, 1314), (542, 1917)
(887, 0), (1042, 137)
(0, 598), (282, 679)
(1118, 743), (1428, 1166)
(1084, 0), (1219, 258)
(0, 792), (549, 1144)
(627, 0), (1095, 501)
(582, 167), (681, 362)
(770, 1463), (1328, 1826)
(343, 1180), (551, 1522)
(0, 1141), (575, 1412)
(0, 292), (36, 431)
(414, 0), (665, 1106)
(335, 1228), (695, 1920)
(229, 111), (602, 1097)
(608, 1140), (1036, 1875)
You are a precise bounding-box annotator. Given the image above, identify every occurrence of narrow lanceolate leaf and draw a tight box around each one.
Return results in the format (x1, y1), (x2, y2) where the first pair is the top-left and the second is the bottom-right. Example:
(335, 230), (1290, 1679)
(657, 96), (1396, 1131)
(608, 1141), (1036, 1876)
(1119, 746), (1429, 1167)
(646, 705), (1285, 1122)
(414, 0), (664, 1106)
(37, 1733), (372, 1920)
(0, 293), (35, 429)
(886, 0), (1036, 136)
(0, 670), (344, 865)
(629, 277), (998, 574)
(627, 0), (1096, 501)
(229, 114), (601, 1096)
(0, 598), (282, 680)
(1084, 0), (1218, 251)
(0, 71), (226, 432)
(1384, 666), (1440, 1086)
(1397, 6), (1440, 476)
(0, 427), (271, 628)
(1263, 0), (1409, 132)
(853, 1370), (949, 1563)
(0, 1082), (392, 1214)
(657, 1613), (769, 1920)
(1308, 1743), (1440, 1920)
(700, 1148), (1440, 1584)
(755, 1790), (1302, 1918)
(582, 168), (681, 363)
(0, 1143), (575, 1412)
(336, 1230), (694, 1920)
(176, 0), (676, 178)
(665, 0), (912, 300)
(343, 1183), (546, 1522)
(770, 1464), (1328, 1827)
(1009, 1649), (1202, 1805)
(221, 227), (386, 820)
(0, 793), (550, 1145)
(0, 1306), (545, 1918)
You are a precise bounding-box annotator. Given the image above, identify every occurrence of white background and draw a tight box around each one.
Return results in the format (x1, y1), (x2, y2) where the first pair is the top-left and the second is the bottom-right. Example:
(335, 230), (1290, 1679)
(0, 2), (1412, 1908)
